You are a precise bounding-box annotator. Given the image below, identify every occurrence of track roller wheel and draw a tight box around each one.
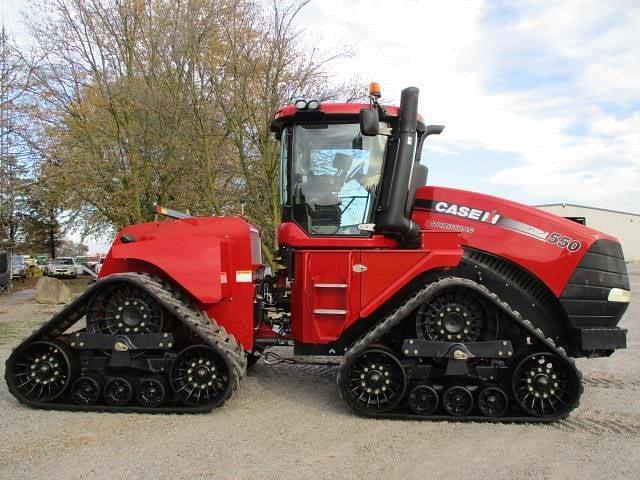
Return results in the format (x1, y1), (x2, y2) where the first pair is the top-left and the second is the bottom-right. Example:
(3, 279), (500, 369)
(136, 378), (167, 408)
(71, 375), (103, 406)
(442, 386), (474, 417)
(6, 340), (76, 403)
(170, 345), (235, 408)
(477, 386), (509, 417)
(512, 352), (580, 417)
(340, 347), (407, 415)
(407, 385), (439, 415)
(104, 377), (133, 406)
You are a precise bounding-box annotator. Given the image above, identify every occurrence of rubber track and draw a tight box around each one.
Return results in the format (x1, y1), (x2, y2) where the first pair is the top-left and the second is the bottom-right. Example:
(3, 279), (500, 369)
(5, 272), (247, 413)
(336, 277), (583, 423)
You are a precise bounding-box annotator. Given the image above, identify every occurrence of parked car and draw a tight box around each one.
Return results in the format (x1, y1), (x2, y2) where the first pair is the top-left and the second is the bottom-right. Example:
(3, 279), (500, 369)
(47, 257), (79, 279)
(11, 255), (26, 279)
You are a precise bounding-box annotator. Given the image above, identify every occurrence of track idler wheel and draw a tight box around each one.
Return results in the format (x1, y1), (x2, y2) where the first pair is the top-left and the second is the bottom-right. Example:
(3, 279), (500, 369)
(170, 345), (235, 408)
(6, 340), (76, 403)
(71, 375), (103, 406)
(104, 377), (134, 406)
(407, 385), (439, 415)
(442, 386), (474, 416)
(340, 347), (407, 415)
(477, 386), (509, 417)
(136, 378), (167, 408)
(512, 352), (580, 417)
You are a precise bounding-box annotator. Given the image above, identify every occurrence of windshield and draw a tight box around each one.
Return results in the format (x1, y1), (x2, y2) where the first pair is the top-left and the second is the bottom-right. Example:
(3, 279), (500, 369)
(288, 123), (387, 235)
(54, 258), (73, 265)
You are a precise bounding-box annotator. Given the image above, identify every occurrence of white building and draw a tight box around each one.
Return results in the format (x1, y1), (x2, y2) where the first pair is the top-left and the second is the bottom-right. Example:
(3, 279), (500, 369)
(536, 203), (640, 262)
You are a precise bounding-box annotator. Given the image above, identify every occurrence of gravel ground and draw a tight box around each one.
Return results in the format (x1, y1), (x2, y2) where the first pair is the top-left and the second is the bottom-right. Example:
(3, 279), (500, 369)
(0, 267), (638, 480)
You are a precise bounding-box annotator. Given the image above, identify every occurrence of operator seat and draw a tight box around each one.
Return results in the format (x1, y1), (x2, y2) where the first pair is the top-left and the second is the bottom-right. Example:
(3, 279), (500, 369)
(305, 153), (353, 234)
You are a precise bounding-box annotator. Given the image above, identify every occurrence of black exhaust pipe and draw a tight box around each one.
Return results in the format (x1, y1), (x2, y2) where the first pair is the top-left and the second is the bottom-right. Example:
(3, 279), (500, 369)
(376, 86), (421, 247)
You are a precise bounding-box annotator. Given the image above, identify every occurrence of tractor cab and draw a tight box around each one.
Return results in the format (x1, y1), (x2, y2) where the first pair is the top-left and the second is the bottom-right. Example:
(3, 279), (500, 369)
(271, 84), (443, 249)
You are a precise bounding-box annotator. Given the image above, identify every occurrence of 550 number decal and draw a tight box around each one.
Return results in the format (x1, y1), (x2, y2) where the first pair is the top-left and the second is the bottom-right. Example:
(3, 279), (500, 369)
(547, 232), (581, 252)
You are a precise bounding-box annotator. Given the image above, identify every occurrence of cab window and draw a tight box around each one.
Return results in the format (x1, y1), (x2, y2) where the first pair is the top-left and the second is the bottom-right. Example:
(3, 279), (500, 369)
(289, 123), (387, 235)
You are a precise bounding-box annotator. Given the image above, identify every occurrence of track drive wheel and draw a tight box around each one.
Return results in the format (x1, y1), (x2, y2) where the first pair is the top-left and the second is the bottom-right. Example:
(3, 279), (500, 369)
(86, 283), (163, 335)
(169, 345), (235, 408)
(512, 352), (580, 418)
(340, 347), (407, 415)
(416, 287), (498, 342)
(6, 340), (76, 403)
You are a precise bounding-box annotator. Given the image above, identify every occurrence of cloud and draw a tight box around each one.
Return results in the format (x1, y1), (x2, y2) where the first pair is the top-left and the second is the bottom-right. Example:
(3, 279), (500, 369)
(298, 0), (640, 211)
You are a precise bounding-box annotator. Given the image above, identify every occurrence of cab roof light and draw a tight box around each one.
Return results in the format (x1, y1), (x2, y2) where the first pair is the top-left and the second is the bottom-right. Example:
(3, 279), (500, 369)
(307, 100), (320, 110)
(369, 82), (381, 99)
(294, 99), (308, 110)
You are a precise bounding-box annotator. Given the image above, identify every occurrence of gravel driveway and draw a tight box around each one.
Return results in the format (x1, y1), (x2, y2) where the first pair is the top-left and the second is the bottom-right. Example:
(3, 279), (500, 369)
(0, 267), (638, 480)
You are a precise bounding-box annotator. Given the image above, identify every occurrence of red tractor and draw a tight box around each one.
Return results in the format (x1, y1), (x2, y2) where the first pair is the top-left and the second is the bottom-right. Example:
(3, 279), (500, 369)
(6, 85), (630, 421)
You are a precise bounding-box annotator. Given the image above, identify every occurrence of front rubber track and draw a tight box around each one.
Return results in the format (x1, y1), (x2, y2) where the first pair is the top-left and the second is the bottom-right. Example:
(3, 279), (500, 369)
(5, 273), (247, 413)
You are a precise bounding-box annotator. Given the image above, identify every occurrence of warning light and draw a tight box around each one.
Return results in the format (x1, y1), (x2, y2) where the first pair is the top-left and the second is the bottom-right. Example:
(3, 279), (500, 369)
(369, 82), (381, 99)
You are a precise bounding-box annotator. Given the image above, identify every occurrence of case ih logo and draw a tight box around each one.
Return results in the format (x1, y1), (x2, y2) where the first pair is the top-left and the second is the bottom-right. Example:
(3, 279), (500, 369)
(433, 201), (501, 224)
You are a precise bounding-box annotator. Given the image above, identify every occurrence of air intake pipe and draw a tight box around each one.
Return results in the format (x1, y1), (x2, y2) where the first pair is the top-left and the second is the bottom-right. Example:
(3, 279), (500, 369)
(376, 86), (421, 248)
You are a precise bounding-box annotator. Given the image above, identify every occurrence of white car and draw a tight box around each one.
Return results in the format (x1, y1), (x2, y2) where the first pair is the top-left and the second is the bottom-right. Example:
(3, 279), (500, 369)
(11, 255), (27, 279)
(48, 257), (79, 279)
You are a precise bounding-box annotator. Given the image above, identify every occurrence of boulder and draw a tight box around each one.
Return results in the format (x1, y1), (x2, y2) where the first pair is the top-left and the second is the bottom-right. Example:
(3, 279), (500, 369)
(35, 276), (71, 304)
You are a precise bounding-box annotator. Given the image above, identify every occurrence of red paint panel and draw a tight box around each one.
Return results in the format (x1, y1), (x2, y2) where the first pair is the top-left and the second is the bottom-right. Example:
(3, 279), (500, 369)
(412, 186), (618, 296)
(273, 103), (426, 126)
(108, 236), (223, 303)
(278, 222), (398, 249)
(360, 247), (462, 318)
(291, 250), (361, 343)
(99, 215), (258, 350)
(292, 245), (462, 344)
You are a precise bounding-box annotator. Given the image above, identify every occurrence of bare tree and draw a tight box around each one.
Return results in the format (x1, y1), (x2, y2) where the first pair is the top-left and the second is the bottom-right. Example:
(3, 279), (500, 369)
(0, 27), (37, 248)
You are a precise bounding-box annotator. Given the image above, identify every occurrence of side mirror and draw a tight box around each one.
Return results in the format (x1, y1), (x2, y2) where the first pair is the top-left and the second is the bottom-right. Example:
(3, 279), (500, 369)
(425, 124), (445, 137)
(415, 125), (445, 164)
(360, 108), (379, 136)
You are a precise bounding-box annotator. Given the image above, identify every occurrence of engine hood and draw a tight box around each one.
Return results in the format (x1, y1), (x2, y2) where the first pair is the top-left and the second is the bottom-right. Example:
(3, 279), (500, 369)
(411, 185), (620, 296)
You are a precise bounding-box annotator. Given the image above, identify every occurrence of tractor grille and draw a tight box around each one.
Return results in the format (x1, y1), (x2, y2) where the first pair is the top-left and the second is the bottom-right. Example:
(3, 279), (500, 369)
(560, 239), (630, 329)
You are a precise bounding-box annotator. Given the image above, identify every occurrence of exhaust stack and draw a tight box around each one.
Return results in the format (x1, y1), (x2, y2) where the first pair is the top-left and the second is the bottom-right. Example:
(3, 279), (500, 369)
(376, 86), (421, 247)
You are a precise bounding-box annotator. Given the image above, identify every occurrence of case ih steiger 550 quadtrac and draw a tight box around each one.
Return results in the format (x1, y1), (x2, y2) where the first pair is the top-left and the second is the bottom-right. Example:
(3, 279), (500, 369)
(6, 85), (630, 422)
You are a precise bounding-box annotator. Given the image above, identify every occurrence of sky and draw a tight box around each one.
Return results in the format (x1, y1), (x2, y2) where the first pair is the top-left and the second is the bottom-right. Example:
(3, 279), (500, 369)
(2, 0), (639, 253)
(298, 0), (640, 210)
